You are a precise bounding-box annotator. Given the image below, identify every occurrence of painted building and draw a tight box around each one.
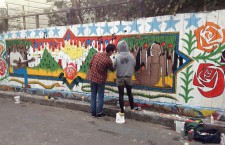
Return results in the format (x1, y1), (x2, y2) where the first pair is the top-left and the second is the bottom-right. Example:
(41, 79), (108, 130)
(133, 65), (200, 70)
(0, 9), (225, 120)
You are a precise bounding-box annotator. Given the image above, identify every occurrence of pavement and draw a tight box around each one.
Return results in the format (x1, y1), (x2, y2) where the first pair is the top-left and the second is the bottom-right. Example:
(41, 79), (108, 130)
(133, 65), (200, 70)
(0, 97), (219, 145)
(0, 90), (225, 134)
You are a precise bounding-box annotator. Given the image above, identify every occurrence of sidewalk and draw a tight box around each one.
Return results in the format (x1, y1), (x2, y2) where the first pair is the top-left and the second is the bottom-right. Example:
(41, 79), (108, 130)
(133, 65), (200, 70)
(0, 90), (225, 133)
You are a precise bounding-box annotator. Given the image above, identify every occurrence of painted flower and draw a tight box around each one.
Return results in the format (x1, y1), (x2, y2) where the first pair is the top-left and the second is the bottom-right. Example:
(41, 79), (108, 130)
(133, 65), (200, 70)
(0, 44), (4, 54)
(193, 63), (225, 98)
(194, 22), (225, 53)
(64, 63), (77, 80)
(161, 42), (166, 47)
(143, 43), (148, 48)
(0, 58), (6, 76)
(168, 44), (173, 48)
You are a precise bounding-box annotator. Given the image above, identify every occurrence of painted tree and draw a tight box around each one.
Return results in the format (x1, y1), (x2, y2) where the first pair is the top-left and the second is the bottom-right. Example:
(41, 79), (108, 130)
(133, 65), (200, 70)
(79, 47), (97, 73)
(36, 49), (61, 71)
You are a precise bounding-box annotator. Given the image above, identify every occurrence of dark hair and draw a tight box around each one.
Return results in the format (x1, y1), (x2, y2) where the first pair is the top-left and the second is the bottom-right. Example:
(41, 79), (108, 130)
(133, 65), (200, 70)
(154, 41), (161, 45)
(141, 62), (145, 67)
(106, 44), (116, 53)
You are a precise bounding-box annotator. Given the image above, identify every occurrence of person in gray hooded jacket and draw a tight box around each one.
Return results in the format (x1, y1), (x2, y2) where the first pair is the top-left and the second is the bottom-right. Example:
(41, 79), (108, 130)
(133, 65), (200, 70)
(113, 40), (136, 115)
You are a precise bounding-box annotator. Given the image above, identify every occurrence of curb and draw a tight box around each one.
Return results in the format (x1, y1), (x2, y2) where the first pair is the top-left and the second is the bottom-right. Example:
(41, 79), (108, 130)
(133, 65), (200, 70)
(0, 90), (225, 132)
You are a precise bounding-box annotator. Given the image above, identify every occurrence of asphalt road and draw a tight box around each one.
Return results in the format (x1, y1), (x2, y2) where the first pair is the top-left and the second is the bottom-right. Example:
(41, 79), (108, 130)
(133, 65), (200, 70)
(0, 98), (216, 145)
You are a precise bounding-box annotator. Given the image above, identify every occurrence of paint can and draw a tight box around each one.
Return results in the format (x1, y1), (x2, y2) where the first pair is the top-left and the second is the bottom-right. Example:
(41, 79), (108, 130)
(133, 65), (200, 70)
(116, 112), (125, 124)
(174, 120), (185, 133)
(14, 96), (20, 104)
(44, 96), (49, 100)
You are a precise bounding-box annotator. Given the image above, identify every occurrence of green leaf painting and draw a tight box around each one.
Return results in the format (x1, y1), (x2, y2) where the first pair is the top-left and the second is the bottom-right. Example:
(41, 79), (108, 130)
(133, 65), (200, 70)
(120, 34), (176, 51)
(6, 40), (32, 50)
(194, 44), (225, 66)
(179, 65), (194, 103)
(181, 30), (196, 55)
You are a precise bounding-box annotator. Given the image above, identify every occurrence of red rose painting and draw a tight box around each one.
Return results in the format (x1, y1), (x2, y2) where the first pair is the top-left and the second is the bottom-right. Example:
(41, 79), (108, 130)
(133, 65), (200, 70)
(64, 63), (77, 80)
(193, 63), (225, 98)
(0, 58), (6, 76)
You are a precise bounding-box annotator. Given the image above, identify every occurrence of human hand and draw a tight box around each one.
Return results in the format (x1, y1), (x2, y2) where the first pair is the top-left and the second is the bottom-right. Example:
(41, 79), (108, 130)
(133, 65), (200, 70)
(31, 57), (35, 61)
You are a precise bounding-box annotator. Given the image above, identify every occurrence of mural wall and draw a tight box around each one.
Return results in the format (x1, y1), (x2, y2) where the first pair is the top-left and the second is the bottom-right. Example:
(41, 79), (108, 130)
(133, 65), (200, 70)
(1, 9), (225, 120)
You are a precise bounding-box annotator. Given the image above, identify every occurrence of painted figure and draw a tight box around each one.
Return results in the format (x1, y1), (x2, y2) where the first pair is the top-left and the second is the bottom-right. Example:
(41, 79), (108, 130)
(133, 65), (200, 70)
(113, 40), (136, 117)
(89, 44), (116, 117)
(9, 44), (35, 87)
(134, 43), (170, 87)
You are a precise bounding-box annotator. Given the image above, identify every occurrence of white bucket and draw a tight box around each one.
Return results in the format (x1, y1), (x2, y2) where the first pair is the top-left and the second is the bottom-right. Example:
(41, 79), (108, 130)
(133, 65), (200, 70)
(116, 112), (125, 124)
(174, 120), (185, 133)
(14, 96), (20, 104)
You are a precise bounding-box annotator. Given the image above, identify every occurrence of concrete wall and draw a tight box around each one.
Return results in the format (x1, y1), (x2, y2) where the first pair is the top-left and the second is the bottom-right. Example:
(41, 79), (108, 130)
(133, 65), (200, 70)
(1, 9), (225, 120)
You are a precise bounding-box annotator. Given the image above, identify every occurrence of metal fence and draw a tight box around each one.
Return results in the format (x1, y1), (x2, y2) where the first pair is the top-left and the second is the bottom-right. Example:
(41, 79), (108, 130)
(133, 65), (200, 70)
(0, 0), (145, 33)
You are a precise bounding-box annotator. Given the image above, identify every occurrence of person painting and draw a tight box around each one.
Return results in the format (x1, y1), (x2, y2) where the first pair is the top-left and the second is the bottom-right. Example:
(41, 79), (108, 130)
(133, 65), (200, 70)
(113, 40), (136, 117)
(9, 44), (35, 88)
(89, 44), (116, 117)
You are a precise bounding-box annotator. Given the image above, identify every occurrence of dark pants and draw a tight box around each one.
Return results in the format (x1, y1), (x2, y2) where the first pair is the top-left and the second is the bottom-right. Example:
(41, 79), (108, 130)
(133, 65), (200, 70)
(90, 81), (105, 116)
(118, 85), (134, 113)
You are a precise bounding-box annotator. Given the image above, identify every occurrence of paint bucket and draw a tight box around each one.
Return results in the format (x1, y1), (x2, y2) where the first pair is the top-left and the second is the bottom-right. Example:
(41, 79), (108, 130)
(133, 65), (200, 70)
(14, 96), (20, 104)
(44, 96), (49, 100)
(116, 112), (125, 124)
(174, 120), (185, 133)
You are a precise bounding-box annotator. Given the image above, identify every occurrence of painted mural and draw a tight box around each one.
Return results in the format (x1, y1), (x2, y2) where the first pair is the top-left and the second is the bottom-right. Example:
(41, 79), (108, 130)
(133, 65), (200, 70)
(1, 9), (225, 120)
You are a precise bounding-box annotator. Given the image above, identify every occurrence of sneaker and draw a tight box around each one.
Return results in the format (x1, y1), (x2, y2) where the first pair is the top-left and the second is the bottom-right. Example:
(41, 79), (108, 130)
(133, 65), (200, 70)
(90, 112), (96, 117)
(97, 113), (106, 117)
(92, 114), (96, 117)
(133, 106), (141, 111)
